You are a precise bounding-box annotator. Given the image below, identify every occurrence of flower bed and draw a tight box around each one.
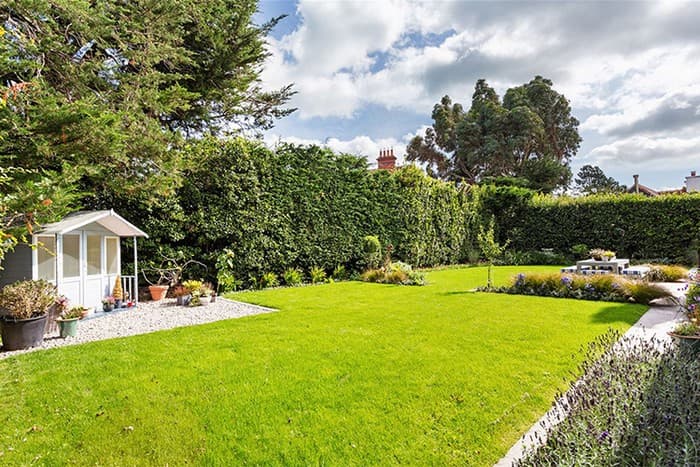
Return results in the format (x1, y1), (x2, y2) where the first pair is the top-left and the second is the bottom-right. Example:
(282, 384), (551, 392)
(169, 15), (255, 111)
(516, 332), (700, 465)
(487, 272), (673, 305)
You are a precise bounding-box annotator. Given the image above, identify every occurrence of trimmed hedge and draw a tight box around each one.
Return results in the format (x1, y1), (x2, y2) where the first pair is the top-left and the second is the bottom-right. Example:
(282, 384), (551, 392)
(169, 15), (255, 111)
(115, 138), (477, 286)
(480, 190), (700, 264)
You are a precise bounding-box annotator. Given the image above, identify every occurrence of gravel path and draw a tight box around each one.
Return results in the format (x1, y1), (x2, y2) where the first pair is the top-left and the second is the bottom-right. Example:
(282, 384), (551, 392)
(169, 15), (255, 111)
(1, 297), (275, 359)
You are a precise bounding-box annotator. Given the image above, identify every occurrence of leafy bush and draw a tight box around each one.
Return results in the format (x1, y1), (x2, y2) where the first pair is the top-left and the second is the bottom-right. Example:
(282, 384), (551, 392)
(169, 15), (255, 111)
(362, 235), (382, 270)
(331, 264), (347, 281)
(0, 280), (58, 319)
(216, 271), (240, 293)
(360, 262), (425, 286)
(517, 333), (700, 465)
(498, 250), (569, 266)
(309, 266), (327, 284)
(282, 268), (303, 286)
(570, 243), (588, 259)
(645, 264), (688, 282)
(260, 272), (279, 288)
(182, 280), (203, 294)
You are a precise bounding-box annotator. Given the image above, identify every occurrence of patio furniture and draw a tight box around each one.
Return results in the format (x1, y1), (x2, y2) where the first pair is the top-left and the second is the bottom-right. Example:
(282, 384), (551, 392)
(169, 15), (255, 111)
(561, 265), (590, 273)
(581, 269), (611, 275)
(576, 258), (630, 274)
(621, 266), (651, 278)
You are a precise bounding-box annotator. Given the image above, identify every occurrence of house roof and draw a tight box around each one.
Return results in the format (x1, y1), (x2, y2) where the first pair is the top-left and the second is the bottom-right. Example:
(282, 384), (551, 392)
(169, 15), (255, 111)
(37, 210), (148, 237)
(627, 184), (659, 197)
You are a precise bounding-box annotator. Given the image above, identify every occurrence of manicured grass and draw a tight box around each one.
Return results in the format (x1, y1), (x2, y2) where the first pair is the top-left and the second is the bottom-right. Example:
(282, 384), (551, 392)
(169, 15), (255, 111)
(0, 266), (646, 465)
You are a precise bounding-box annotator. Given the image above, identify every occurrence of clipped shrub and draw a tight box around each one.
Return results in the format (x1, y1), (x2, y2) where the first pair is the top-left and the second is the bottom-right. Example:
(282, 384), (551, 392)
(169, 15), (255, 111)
(260, 272), (279, 288)
(282, 268), (303, 286)
(362, 235), (382, 270)
(309, 266), (327, 284)
(645, 264), (688, 282)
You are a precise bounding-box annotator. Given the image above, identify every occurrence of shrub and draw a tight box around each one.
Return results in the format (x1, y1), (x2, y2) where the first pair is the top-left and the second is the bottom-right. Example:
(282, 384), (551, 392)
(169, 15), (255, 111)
(570, 243), (588, 259)
(309, 266), (327, 284)
(502, 272), (632, 303)
(645, 264), (688, 282)
(282, 268), (303, 286)
(360, 262), (425, 286)
(260, 272), (279, 288)
(361, 268), (384, 283)
(362, 235), (382, 270)
(332, 264), (347, 281)
(182, 280), (203, 294)
(517, 333), (700, 465)
(623, 281), (672, 305)
(216, 271), (240, 293)
(0, 280), (58, 319)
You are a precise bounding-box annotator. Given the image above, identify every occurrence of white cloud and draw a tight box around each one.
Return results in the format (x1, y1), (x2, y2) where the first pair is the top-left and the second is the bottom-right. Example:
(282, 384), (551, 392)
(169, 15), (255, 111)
(586, 135), (700, 167)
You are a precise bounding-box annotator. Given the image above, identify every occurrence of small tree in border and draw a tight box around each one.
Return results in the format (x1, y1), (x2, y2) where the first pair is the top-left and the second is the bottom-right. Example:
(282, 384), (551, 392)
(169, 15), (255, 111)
(477, 217), (509, 288)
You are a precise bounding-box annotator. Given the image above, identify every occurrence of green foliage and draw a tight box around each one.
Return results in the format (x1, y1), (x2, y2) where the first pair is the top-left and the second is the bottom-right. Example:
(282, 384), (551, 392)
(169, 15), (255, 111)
(127, 139), (476, 289)
(407, 76), (580, 192)
(570, 244), (589, 259)
(282, 268), (303, 287)
(260, 272), (279, 289)
(574, 164), (625, 195)
(477, 216), (509, 287)
(501, 192), (700, 263)
(309, 266), (326, 284)
(362, 235), (382, 270)
(332, 264), (347, 281)
(622, 282), (674, 306)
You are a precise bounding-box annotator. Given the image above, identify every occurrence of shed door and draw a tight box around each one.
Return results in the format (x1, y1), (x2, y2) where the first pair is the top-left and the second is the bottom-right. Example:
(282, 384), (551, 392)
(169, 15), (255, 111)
(84, 234), (104, 309)
(61, 234), (82, 307)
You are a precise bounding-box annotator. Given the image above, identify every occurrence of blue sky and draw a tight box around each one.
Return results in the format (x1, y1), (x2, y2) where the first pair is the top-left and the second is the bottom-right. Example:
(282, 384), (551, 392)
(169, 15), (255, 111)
(256, 1), (700, 191)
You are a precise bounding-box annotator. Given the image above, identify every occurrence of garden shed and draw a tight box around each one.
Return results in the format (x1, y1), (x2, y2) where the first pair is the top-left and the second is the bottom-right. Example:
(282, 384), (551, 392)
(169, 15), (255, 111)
(0, 210), (148, 310)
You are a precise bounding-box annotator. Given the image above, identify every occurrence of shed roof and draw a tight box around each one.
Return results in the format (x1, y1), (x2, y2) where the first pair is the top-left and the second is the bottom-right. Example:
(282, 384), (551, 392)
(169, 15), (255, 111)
(37, 210), (148, 237)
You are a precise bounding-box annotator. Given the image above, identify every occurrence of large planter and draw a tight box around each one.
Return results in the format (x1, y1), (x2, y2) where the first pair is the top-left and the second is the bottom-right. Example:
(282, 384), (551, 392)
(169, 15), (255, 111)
(148, 285), (169, 301)
(57, 318), (79, 338)
(668, 332), (700, 355)
(1, 314), (48, 351)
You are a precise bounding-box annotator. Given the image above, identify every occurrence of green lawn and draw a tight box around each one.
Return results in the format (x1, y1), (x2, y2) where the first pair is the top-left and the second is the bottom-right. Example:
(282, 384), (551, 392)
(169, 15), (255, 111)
(0, 266), (646, 465)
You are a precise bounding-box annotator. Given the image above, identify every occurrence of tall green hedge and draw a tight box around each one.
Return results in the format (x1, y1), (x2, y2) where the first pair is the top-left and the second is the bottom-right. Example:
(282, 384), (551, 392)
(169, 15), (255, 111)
(120, 137), (477, 285)
(493, 192), (700, 263)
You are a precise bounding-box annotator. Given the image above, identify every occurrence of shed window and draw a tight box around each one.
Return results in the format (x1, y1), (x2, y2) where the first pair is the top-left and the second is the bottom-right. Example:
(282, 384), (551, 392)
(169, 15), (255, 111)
(87, 235), (102, 276)
(106, 238), (119, 274)
(63, 235), (80, 278)
(36, 235), (56, 281)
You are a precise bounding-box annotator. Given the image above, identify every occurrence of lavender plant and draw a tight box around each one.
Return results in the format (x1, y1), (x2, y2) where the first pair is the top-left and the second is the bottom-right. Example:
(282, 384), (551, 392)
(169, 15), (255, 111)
(517, 332), (700, 465)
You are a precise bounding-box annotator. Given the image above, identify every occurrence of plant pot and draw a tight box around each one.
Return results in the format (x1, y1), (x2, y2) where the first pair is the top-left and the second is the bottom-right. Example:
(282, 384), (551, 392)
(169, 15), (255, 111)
(148, 285), (169, 301)
(103, 303), (114, 312)
(1, 314), (48, 351)
(57, 318), (79, 338)
(668, 332), (700, 355)
(176, 294), (192, 306)
(115, 299), (123, 309)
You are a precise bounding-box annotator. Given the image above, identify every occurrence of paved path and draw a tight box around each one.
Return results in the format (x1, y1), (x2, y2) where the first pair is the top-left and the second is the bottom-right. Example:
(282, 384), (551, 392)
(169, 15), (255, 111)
(495, 283), (687, 467)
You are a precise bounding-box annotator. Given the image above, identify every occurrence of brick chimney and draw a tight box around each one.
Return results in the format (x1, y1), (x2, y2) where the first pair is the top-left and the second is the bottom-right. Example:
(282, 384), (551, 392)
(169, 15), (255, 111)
(633, 174), (639, 194)
(377, 148), (397, 170)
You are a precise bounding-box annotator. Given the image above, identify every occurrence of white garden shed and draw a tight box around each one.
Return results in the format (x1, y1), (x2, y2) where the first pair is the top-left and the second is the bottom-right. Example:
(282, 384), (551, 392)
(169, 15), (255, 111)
(0, 210), (148, 310)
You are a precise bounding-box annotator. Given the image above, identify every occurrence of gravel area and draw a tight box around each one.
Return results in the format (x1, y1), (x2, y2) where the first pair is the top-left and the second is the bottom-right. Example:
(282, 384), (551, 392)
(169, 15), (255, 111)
(1, 297), (275, 359)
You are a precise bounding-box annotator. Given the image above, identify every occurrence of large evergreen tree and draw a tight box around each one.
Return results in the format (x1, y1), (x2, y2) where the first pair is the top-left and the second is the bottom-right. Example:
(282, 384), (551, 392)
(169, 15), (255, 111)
(0, 0), (293, 264)
(407, 76), (581, 193)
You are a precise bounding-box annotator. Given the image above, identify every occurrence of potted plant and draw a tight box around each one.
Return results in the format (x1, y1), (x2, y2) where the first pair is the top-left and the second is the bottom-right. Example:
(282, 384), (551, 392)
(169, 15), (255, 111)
(182, 280), (203, 306)
(102, 295), (116, 312)
(0, 280), (58, 350)
(602, 250), (616, 261)
(112, 275), (124, 308)
(56, 306), (86, 338)
(589, 248), (606, 261)
(143, 251), (207, 301)
(173, 284), (187, 306)
(669, 283), (700, 353)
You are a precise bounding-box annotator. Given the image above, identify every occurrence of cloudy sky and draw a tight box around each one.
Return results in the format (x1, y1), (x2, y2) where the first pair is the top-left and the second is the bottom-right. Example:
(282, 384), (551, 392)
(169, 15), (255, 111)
(256, 0), (700, 190)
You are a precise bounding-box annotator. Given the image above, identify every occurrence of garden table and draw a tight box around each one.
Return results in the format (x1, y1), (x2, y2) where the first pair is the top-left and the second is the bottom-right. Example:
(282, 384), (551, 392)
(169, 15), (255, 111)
(576, 258), (630, 274)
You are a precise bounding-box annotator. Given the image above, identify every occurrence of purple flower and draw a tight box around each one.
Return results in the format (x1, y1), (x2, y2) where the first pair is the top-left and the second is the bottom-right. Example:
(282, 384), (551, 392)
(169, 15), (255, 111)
(597, 430), (610, 442)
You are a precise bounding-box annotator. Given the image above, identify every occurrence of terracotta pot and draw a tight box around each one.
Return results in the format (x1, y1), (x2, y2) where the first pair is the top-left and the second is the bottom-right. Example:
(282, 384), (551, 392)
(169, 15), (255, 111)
(148, 285), (169, 301)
